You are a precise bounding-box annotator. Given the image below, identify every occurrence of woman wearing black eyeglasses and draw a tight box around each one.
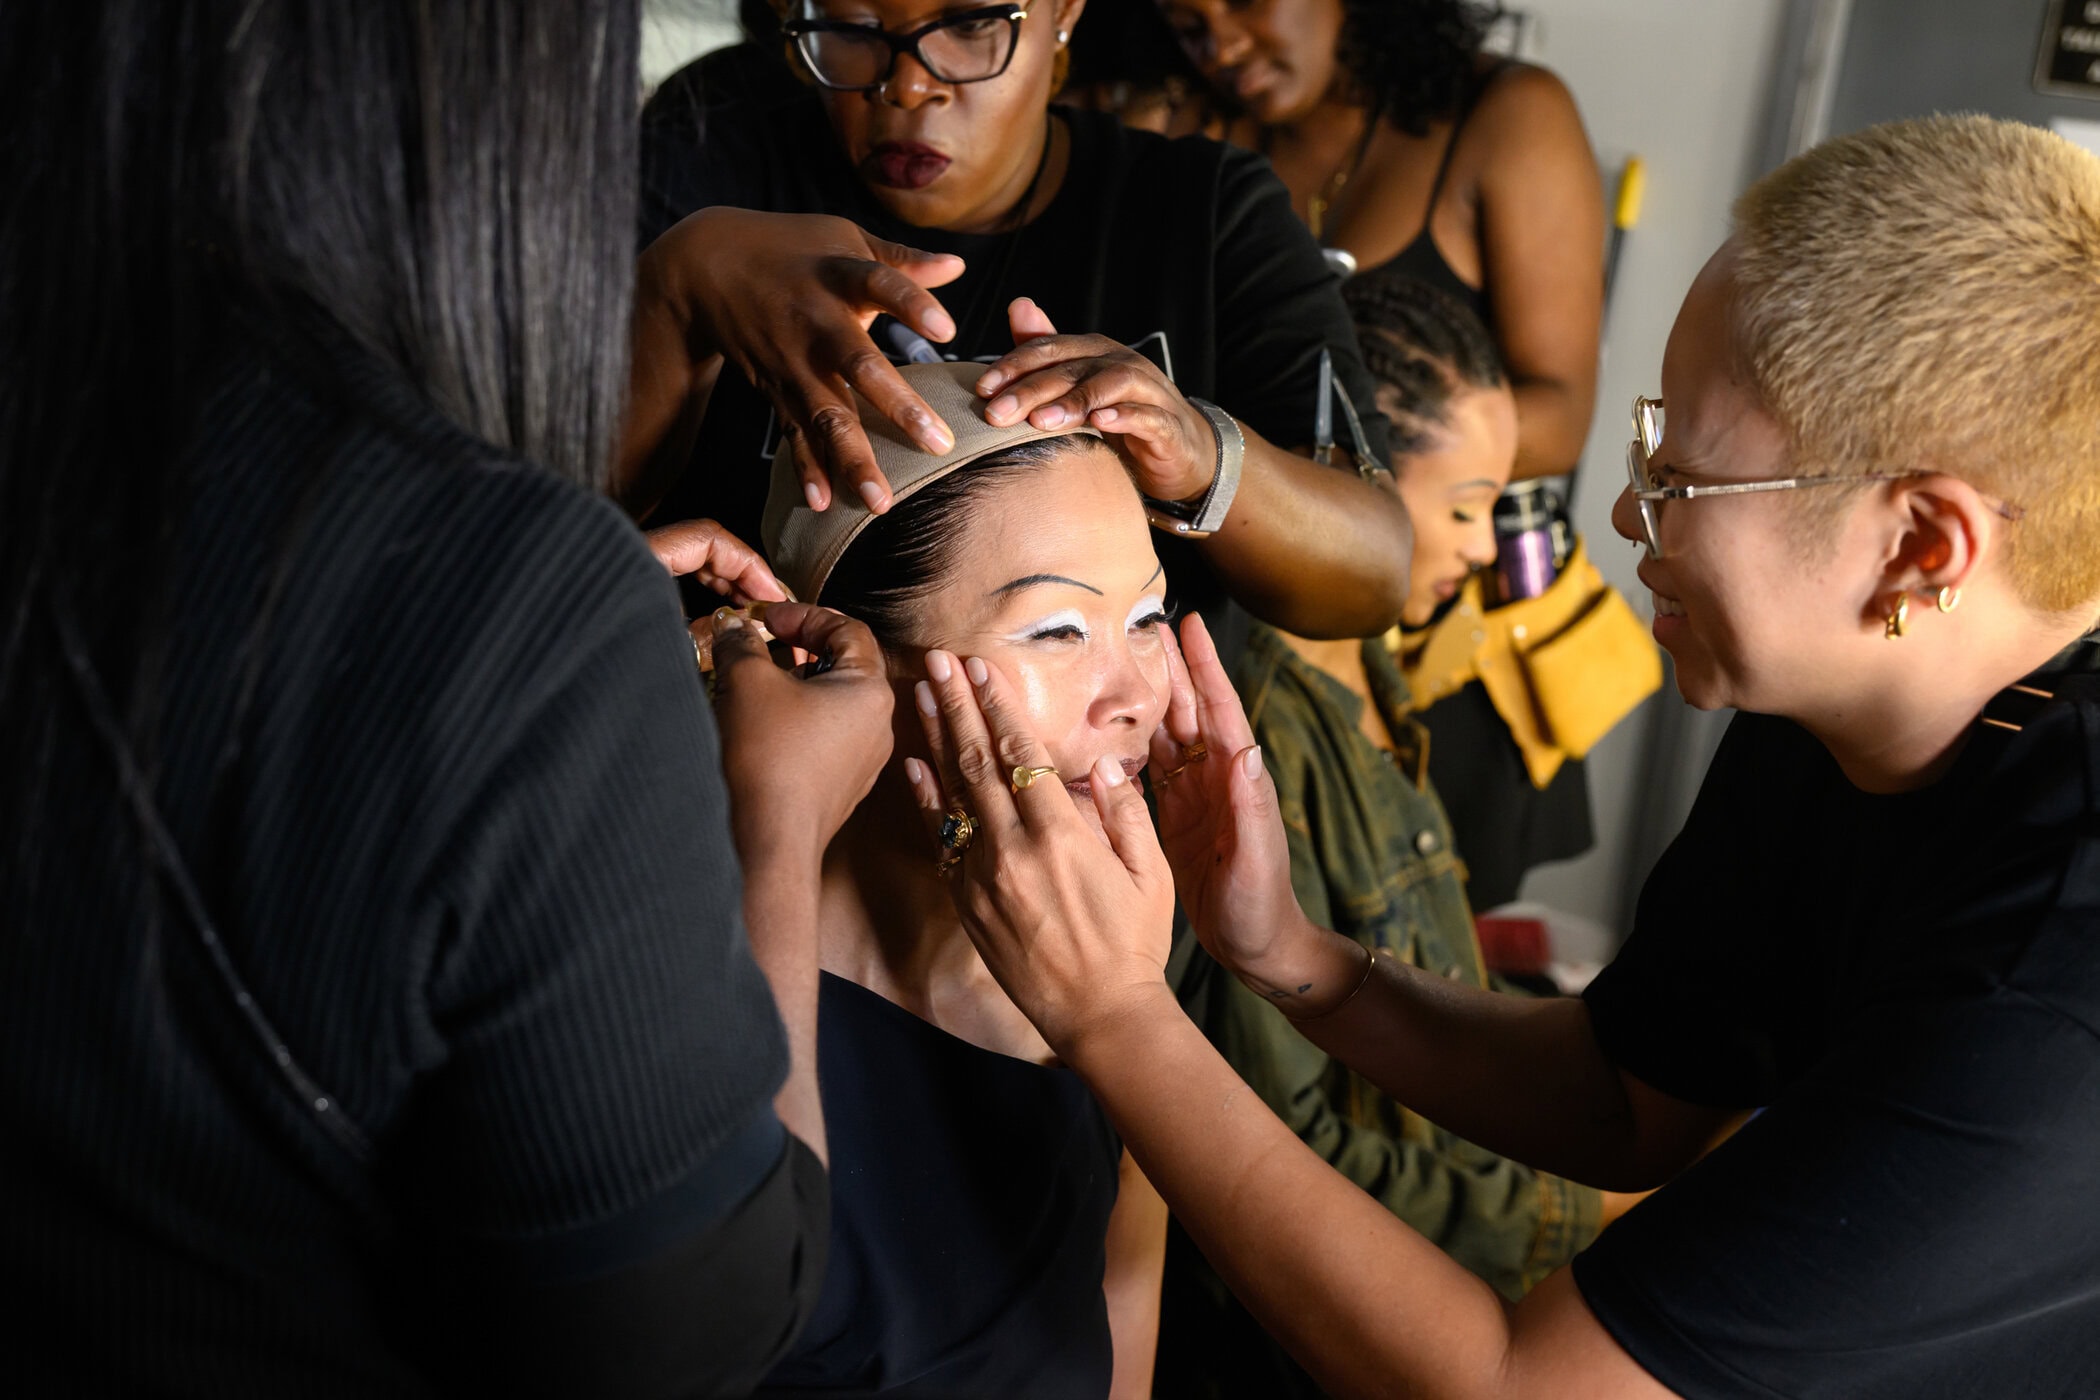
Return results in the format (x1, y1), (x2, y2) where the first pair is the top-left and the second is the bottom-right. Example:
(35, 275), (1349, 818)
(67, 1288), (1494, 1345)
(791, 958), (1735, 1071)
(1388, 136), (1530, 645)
(636, 0), (1413, 649)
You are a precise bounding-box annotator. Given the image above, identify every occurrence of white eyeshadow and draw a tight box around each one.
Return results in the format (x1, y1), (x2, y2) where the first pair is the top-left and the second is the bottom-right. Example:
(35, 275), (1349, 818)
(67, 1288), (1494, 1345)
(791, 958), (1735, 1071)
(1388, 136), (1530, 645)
(1015, 608), (1089, 640)
(1125, 594), (1167, 630)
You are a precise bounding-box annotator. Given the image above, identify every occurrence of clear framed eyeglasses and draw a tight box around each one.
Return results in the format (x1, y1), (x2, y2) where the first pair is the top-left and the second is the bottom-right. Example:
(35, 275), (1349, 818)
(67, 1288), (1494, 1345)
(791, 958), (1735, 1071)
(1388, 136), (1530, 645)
(1622, 395), (2020, 560)
(783, 3), (1034, 92)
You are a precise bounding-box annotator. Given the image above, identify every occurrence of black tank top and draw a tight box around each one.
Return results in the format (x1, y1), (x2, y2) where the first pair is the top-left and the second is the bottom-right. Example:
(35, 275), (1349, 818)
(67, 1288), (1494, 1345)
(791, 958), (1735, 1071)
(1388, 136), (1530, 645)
(1353, 63), (1513, 325)
(759, 973), (1123, 1397)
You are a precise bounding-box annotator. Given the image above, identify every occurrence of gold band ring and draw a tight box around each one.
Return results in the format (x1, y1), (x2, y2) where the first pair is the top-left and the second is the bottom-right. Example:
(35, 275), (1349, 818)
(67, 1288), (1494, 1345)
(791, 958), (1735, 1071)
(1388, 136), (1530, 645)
(1010, 764), (1060, 792)
(1157, 740), (1211, 786)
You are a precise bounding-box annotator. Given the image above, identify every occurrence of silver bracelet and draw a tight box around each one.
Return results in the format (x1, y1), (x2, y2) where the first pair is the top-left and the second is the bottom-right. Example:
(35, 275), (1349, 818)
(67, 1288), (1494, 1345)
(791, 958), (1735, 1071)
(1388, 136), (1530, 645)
(1144, 397), (1245, 539)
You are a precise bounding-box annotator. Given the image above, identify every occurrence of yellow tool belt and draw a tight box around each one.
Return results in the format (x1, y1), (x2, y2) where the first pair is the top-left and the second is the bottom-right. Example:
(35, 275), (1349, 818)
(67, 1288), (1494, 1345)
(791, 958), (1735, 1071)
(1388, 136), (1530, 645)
(1390, 539), (1662, 790)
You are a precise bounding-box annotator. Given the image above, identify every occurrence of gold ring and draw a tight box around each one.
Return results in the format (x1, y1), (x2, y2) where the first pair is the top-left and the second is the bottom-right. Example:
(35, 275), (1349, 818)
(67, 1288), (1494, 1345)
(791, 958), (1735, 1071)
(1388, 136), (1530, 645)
(935, 806), (976, 875)
(1156, 741), (1209, 787)
(1010, 764), (1059, 792)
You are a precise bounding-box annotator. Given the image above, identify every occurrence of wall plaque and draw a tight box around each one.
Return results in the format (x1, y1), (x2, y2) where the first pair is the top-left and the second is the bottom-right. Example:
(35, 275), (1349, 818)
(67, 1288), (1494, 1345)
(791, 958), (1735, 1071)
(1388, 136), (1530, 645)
(2039, 0), (2100, 99)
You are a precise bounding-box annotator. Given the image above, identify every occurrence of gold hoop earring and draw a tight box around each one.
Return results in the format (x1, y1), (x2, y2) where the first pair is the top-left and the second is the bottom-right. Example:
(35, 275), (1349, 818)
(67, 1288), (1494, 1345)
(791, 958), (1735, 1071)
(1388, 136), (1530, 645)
(1936, 586), (1961, 613)
(1884, 591), (1911, 640)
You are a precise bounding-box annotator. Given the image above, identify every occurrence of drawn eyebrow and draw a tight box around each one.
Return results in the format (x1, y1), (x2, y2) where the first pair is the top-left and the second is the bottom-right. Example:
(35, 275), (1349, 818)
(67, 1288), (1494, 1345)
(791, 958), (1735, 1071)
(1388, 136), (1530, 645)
(992, 573), (1104, 597)
(1142, 562), (1163, 588)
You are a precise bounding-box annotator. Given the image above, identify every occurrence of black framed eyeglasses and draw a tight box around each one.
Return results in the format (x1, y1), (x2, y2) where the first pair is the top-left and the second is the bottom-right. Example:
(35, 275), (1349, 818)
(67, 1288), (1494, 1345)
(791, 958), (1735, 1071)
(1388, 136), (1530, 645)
(783, 3), (1034, 92)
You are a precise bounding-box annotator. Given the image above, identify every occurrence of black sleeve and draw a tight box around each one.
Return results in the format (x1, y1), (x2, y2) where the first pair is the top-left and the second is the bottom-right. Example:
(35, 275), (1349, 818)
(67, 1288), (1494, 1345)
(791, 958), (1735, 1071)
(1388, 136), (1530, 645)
(424, 1133), (829, 1400)
(1206, 145), (1391, 464)
(382, 481), (823, 1392)
(1581, 712), (1832, 1107)
(1572, 978), (2100, 1399)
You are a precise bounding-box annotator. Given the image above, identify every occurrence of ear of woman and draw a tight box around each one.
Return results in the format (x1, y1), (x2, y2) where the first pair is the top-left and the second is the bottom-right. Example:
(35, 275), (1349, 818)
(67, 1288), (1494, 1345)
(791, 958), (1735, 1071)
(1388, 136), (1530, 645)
(1869, 472), (1992, 634)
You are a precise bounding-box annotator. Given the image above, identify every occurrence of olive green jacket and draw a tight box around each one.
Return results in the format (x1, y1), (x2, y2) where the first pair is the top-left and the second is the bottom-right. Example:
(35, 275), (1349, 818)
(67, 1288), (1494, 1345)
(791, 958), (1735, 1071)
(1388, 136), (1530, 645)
(1171, 623), (1600, 1298)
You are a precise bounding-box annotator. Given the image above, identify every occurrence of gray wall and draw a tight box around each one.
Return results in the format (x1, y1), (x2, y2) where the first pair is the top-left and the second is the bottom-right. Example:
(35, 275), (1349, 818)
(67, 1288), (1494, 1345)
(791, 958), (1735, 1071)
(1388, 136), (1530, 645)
(1828, 0), (2100, 134)
(1493, 0), (1797, 938)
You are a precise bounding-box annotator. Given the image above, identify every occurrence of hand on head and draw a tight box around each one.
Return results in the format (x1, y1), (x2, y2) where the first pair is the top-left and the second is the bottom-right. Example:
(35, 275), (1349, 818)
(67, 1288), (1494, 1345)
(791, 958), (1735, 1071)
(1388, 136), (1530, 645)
(976, 298), (1221, 505)
(632, 207), (966, 515)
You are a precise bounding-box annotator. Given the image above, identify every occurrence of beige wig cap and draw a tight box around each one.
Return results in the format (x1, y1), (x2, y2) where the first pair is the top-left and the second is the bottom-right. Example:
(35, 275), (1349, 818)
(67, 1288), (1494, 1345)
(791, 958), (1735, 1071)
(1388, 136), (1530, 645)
(761, 360), (1103, 605)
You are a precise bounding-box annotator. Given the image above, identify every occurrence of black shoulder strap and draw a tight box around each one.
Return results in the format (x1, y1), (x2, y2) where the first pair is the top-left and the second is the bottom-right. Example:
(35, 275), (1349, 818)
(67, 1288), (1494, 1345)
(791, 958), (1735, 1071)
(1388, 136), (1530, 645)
(1423, 60), (1516, 216)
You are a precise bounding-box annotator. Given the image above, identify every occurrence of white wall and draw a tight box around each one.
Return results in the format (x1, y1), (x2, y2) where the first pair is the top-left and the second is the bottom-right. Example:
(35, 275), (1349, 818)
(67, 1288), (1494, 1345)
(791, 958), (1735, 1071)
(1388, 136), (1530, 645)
(1498, 0), (1796, 933)
(643, 0), (742, 94)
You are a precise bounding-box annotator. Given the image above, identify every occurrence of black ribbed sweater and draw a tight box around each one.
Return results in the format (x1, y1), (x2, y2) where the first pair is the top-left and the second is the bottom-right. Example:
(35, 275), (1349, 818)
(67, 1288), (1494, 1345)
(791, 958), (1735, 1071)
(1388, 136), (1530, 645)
(3, 325), (820, 1395)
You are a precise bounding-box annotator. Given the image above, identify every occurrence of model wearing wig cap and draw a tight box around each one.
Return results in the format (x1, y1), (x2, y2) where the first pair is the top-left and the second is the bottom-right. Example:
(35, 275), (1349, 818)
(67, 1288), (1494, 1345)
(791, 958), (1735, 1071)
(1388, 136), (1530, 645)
(909, 113), (2100, 1398)
(720, 358), (1169, 1398)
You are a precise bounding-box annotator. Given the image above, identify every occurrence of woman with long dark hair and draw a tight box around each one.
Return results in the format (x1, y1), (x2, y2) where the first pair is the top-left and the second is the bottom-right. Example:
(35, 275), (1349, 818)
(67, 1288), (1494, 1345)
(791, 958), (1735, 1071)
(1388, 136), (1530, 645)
(0, 3), (929, 1392)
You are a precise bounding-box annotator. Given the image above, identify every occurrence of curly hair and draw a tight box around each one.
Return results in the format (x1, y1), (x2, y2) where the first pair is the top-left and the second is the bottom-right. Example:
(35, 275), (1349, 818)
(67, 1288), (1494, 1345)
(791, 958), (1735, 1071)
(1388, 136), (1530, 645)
(1342, 267), (1504, 460)
(1337, 0), (1502, 135)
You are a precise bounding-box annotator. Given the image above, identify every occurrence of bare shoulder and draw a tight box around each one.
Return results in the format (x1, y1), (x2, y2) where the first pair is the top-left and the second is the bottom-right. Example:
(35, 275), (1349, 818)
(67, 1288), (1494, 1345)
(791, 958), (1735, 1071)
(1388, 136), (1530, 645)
(1468, 62), (1597, 188)
(1474, 61), (1586, 132)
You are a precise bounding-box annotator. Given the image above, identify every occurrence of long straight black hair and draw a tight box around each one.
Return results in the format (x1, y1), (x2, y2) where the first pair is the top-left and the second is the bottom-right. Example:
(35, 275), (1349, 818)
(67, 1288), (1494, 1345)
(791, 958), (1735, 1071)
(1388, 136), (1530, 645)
(0, 0), (639, 834)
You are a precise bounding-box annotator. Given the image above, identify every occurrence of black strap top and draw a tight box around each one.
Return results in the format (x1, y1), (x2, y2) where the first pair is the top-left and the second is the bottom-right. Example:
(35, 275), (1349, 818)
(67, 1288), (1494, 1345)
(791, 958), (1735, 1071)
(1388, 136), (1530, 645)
(758, 973), (1124, 1398)
(1357, 62), (1514, 325)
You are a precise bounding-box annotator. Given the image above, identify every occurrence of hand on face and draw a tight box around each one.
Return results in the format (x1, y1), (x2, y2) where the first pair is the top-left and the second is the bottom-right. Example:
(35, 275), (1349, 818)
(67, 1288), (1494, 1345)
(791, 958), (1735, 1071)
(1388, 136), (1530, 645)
(903, 646), (1177, 1054)
(637, 206), (965, 513)
(706, 603), (896, 865)
(1145, 614), (1308, 975)
(976, 298), (1221, 503)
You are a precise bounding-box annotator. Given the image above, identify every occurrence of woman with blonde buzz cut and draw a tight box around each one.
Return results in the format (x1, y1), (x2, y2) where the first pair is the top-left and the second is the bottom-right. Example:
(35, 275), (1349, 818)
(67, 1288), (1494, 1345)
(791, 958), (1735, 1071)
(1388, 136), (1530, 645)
(904, 113), (2100, 1398)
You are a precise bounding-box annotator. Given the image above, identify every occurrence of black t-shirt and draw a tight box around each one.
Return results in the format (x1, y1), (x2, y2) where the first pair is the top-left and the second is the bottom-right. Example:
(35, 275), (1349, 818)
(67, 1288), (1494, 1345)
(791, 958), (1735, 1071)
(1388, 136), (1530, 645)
(3, 322), (823, 1396)
(639, 48), (1388, 625)
(1575, 682), (2100, 1398)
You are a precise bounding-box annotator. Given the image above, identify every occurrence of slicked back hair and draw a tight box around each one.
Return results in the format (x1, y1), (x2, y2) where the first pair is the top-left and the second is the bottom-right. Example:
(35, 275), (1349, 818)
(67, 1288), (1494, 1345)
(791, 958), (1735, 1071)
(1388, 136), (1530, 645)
(1731, 114), (2100, 615)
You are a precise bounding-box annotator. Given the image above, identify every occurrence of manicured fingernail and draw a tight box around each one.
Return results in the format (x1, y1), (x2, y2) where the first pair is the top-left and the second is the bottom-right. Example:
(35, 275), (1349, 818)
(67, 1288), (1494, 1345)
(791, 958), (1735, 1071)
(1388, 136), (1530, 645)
(965, 656), (988, 687)
(976, 371), (1005, 396)
(1241, 745), (1263, 779)
(922, 309), (956, 341)
(1093, 407), (1118, 425)
(803, 481), (823, 511)
(926, 650), (953, 683)
(859, 480), (887, 511)
(915, 681), (938, 716)
(1096, 755), (1126, 789)
(716, 613), (744, 634)
(989, 394), (1019, 422)
(1035, 405), (1067, 428)
(905, 757), (926, 785)
(912, 411), (954, 453)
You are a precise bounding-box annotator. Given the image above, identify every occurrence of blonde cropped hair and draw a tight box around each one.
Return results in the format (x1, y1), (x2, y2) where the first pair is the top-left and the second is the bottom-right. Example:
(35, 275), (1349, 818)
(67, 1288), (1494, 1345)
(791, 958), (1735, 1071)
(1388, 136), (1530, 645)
(1730, 114), (2100, 614)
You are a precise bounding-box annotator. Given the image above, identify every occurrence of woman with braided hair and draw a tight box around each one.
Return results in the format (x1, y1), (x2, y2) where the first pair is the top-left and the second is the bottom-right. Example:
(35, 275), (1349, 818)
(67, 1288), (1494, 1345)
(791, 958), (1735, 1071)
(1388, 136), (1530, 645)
(1157, 270), (1631, 1399)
